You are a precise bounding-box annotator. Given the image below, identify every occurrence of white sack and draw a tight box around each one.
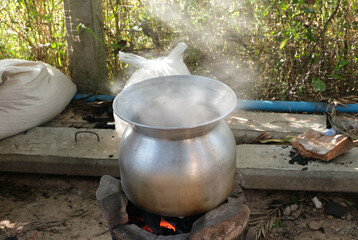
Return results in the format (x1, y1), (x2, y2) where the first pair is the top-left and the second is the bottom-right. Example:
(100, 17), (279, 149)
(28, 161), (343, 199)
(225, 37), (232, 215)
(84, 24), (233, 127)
(0, 59), (77, 140)
(114, 42), (191, 137)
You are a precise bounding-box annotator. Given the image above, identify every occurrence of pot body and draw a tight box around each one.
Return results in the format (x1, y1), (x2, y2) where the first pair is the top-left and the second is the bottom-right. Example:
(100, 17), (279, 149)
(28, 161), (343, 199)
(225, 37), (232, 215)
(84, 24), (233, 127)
(119, 120), (236, 217)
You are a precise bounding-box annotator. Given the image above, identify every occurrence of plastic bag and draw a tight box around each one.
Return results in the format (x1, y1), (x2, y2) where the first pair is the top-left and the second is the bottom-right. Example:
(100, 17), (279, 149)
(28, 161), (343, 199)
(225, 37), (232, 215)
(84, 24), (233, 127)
(114, 42), (191, 137)
(0, 59), (77, 140)
(119, 42), (191, 88)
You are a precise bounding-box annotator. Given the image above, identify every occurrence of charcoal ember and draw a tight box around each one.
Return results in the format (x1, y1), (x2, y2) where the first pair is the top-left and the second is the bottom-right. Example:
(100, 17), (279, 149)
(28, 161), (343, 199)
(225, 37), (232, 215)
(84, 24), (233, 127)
(289, 151), (315, 166)
(100, 180), (250, 240)
(126, 200), (202, 235)
(163, 215), (202, 234)
(325, 201), (348, 218)
(126, 201), (163, 235)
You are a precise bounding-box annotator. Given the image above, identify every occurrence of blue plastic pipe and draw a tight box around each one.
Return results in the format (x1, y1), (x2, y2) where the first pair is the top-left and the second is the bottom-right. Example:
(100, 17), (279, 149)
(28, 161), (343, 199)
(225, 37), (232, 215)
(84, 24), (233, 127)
(72, 94), (115, 102)
(72, 94), (358, 113)
(236, 100), (358, 113)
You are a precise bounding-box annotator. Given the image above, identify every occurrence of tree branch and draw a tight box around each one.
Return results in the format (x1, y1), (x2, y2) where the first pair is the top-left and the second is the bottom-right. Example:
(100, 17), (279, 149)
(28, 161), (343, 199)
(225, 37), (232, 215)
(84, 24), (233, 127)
(312, 0), (341, 54)
(300, 0), (341, 83)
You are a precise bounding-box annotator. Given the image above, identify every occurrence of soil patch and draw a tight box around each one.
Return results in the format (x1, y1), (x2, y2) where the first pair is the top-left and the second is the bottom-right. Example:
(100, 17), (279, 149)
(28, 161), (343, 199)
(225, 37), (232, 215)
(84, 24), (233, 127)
(245, 189), (358, 240)
(0, 173), (110, 240)
(1, 173), (358, 240)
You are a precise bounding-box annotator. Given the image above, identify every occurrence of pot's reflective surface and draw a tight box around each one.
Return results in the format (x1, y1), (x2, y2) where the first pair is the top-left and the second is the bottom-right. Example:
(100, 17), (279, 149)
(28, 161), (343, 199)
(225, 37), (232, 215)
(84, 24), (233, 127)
(113, 75), (237, 216)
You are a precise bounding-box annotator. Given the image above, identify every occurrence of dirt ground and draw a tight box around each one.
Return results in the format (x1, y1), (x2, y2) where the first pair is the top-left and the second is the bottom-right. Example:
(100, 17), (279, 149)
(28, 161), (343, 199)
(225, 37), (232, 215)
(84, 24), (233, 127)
(244, 189), (358, 240)
(1, 172), (357, 240)
(0, 173), (111, 240)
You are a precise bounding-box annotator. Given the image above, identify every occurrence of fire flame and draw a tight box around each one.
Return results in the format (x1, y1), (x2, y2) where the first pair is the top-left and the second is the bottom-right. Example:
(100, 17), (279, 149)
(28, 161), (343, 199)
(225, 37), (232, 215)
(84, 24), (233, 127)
(142, 224), (153, 233)
(141, 217), (176, 233)
(160, 218), (175, 231)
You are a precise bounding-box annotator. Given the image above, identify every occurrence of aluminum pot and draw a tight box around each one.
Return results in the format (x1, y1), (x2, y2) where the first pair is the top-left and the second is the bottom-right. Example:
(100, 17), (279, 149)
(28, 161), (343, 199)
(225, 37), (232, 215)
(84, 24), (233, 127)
(113, 75), (237, 217)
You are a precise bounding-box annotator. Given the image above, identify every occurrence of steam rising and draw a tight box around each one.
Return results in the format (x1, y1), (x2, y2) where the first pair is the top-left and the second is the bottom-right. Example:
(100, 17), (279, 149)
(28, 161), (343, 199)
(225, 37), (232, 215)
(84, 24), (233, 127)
(144, 0), (256, 98)
(110, 1), (257, 98)
(114, 76), (236, 129)
(134, 97), (219, 127)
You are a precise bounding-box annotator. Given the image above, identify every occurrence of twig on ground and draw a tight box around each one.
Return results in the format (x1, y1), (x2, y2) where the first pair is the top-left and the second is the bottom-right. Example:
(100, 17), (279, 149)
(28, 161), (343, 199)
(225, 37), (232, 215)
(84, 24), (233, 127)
(249, 131), (271, 144)
(19, 210), (87, 233)
(248, 204), (283, 240)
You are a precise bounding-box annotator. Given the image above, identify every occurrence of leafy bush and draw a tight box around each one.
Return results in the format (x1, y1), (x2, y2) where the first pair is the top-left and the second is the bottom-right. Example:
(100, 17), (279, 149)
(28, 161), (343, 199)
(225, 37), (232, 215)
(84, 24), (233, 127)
(0, 0), (68, 72)
(1, 0), (357, 101)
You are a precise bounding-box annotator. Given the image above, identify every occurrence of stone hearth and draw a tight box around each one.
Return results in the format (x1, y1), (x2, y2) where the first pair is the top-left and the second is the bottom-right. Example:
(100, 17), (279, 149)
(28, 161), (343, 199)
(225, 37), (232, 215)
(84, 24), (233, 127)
(96, 175), (250, 240)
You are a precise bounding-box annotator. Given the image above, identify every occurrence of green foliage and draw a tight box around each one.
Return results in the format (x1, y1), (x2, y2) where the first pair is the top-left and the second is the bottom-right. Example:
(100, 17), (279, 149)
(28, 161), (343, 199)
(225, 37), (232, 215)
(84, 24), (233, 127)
(102, 0), (175, 80)
(0, 0), (68, 72)
(302, 7), (316, 14)
(238, 0), (358, 100)
(0, 0), (357, 100)
(345, 200), (353, 207)
(290, 194), (300, 204)
(334, 60), (350, 72)
(312, 77), (326, 92)
(271, 220), (282, 229)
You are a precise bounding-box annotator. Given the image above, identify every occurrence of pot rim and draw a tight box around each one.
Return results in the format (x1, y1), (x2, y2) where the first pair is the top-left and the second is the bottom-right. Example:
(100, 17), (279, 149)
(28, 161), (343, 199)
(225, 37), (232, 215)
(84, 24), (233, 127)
(113, 75), (237, 130)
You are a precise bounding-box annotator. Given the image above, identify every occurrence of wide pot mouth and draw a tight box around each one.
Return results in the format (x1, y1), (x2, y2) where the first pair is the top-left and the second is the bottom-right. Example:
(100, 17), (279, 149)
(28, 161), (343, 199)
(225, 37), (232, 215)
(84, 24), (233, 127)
(113, 75), (237, 130)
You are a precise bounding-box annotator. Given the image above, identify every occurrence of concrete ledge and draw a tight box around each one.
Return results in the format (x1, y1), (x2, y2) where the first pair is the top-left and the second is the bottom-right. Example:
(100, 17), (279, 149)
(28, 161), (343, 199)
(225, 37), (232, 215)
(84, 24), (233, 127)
(226, 111), (326, 143)
(0, 127), (120, 177)
(236, 144), (358, 192)
(44, 111), (327, 144)
(2, 129), (358, 193)
(0, 112), (328, 180)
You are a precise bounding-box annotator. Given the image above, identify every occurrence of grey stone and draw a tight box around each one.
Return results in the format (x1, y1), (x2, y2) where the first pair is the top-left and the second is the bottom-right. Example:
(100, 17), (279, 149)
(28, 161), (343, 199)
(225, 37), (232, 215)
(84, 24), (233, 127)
(283, 206), (291, 216)
(96, 175), (122, 200)
(228, 180), (246, 205)
(100, 178), (250, 240)
(312, 197), (323, 209)
(155, 233), (190, 240)
(189, 201), (250, 240)
(97, 175), (128, 229)
(290, 205), (303, 219)
(308, 221), (321, 230)
(298, 222), (307, 228)
(243, 227), (256, 240)
(290, 204), (299, 212)
(113, 224), (156, 240)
